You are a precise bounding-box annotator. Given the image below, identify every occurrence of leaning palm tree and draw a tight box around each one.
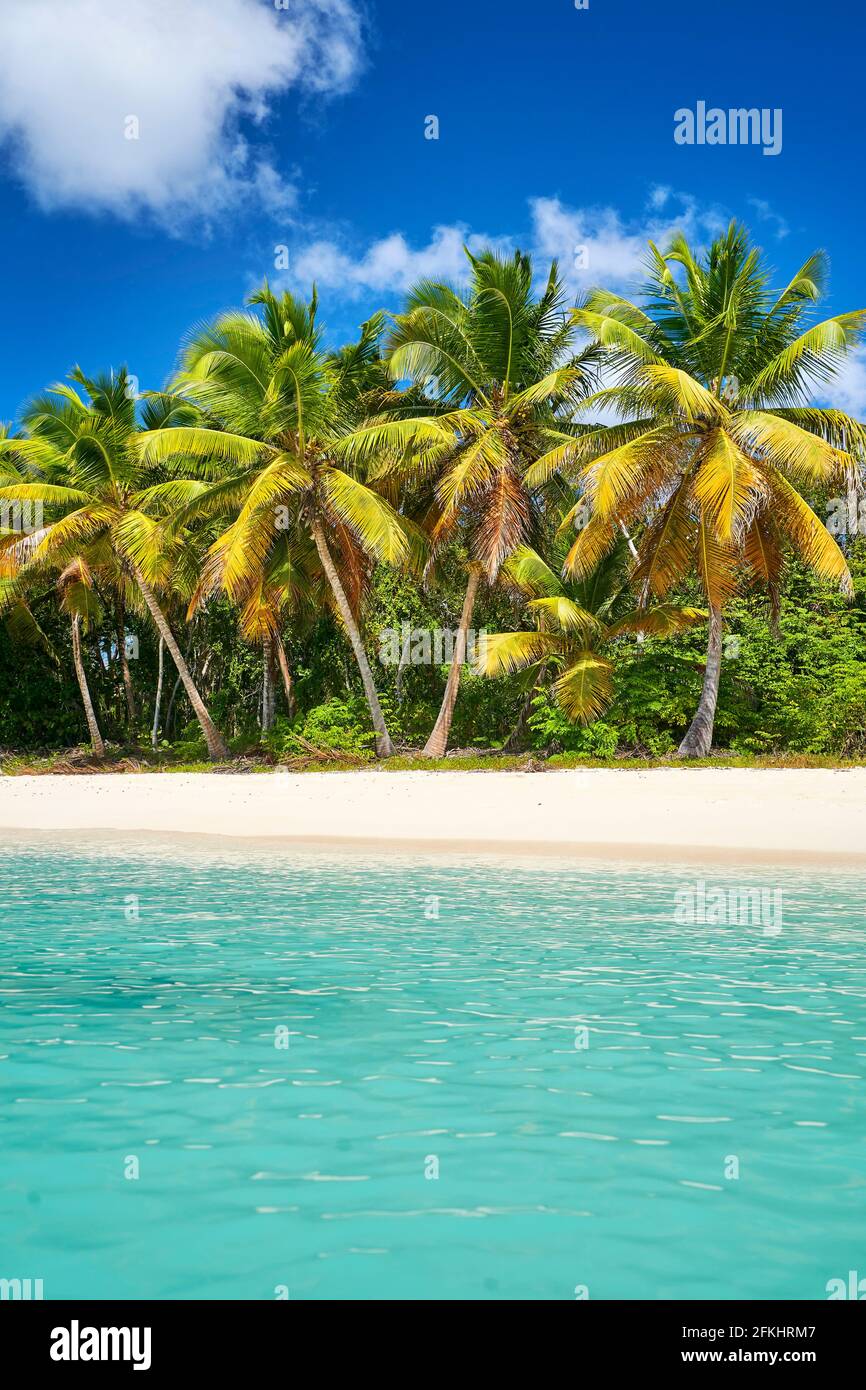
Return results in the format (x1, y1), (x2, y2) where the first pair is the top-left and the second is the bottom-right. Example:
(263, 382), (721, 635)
(559, 223), (865, 755)
(137, 288), (411, 758)
(0, 371), (229, 759)
(348, 249), (599, 756)
(478, 536), (703, 726)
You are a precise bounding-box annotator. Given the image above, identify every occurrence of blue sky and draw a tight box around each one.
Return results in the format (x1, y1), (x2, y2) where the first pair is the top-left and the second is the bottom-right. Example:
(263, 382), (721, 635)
(0, 0), (864, 420)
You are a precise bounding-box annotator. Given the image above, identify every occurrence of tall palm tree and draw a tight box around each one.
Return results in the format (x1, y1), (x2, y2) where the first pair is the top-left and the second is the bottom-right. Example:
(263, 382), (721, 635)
(137, 288), (411, 758)
(478, 536), (703, 726)
(560, 223), (865, 755)
(355, 249), (599, 756)
(0, 371), (229, 759)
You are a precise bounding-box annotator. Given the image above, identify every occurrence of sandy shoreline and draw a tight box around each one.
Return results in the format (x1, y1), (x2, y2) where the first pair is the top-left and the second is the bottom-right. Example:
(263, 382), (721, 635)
(0, 768), (865, 865)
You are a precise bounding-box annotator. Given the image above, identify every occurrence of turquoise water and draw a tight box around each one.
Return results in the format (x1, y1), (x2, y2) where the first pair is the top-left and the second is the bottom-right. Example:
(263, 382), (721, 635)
(1, 839), (865, 1301)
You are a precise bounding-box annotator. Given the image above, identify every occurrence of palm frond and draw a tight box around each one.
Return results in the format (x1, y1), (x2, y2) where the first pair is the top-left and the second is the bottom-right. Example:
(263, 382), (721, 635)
(553, 653), (615, 723)
(692, 427), (766, 541)
(322, 469), (409, 565)
(474, 629), (561, 677)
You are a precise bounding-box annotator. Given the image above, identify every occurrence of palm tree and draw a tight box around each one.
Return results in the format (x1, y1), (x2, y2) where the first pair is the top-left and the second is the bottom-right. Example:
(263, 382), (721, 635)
(190, 523), (320, 732)
(1, 423), (140, 744)
(57, 558), (106, 757)
(0, 528), (108, 758)
(0, 371), (229, 759)
(562, 223), (865, 755)
(137, 288), (411, 758)
(359, 249), (599, 756)
(478, 536), (703, 728)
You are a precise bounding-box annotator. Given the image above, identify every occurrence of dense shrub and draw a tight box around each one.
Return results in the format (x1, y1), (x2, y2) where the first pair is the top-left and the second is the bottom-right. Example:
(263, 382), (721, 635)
(265, 697), (375, 760)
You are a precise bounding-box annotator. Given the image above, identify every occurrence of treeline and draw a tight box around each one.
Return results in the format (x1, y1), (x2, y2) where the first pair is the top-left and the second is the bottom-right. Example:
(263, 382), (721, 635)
(1, 223), (865, 763)
(2, 540), (865, 761)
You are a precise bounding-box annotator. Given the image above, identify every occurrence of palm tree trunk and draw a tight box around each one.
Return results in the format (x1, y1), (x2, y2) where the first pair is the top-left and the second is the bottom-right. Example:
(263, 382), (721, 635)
(261, 635), (276, 732)
(116, 596), (136, 729)
(151, 635), (165, 751)
(71, 615), (105, 758)
(395, 623), (412, 703)
(165, 672), (183, 739)
(618, 517), (639, 560)
(677, 604), (723, 758)
(310, 519), (394, 758)
(130, 565), (228, 761)
(422, 566), (481, 758)
(274, 631), (296, 720)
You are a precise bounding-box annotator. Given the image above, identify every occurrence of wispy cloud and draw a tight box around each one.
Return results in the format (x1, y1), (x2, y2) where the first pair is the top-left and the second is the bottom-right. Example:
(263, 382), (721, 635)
(0, 0), (363, 228)
(748, 197), (790, 240)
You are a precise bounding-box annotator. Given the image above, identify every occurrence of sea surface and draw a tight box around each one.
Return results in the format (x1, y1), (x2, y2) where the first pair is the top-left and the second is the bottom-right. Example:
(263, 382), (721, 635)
(1, 838), (864, 1300)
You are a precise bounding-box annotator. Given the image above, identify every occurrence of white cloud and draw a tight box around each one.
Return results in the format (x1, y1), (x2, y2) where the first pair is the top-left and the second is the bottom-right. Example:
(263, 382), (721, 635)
(820, 347), (866, 418)
(289, 224), (510, 298)
(284, 190), (729, 301)
(283, 192), (864, 428)
(530, 197), (650, 291)
(530, 193), (729, 296)
(0, 0), (362, 225)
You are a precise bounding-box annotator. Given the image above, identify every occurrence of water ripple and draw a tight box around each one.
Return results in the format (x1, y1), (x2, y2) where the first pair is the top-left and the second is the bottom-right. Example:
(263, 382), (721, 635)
(2, 839), (866, 1300)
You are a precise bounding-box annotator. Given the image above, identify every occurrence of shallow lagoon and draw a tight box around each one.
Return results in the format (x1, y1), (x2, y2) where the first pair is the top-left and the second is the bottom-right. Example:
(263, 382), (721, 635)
(1, 841), (864, 1300)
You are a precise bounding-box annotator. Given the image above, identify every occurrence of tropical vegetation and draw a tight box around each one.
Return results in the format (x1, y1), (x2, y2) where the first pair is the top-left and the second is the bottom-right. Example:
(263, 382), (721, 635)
(1, 225), (865, 768)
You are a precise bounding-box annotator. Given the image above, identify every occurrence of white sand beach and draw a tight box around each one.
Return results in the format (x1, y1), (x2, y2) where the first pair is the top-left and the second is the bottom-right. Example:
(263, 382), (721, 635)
(0, 768), (864, 863)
